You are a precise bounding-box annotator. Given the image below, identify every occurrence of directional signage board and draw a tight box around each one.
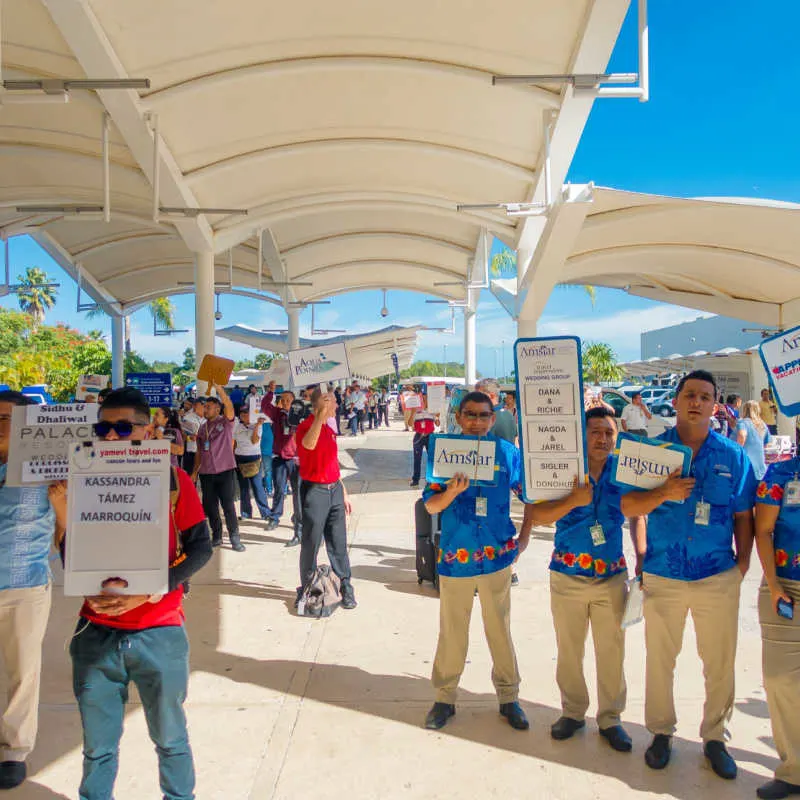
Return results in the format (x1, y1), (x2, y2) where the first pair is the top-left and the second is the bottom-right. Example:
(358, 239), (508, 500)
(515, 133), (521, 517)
(125, 372), (173, 406)
(514, 337), (586, 501)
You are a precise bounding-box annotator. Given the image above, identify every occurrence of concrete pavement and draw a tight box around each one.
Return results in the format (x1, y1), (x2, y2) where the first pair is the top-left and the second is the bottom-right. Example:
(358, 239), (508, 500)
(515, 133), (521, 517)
(7, 426), (778, 799)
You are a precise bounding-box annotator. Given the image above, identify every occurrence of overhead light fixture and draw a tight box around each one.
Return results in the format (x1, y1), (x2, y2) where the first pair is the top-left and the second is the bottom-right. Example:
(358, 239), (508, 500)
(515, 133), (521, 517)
(380, 288), (389, 318)
(158, 207), (248, 217)
(3, 78), (150, 92)
(456, 201), (547, 218)
(492, 73), (634, 88)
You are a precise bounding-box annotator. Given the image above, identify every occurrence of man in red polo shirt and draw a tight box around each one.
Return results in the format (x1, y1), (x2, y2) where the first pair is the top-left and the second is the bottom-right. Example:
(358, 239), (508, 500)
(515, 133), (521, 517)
(295, 387), (356, 609)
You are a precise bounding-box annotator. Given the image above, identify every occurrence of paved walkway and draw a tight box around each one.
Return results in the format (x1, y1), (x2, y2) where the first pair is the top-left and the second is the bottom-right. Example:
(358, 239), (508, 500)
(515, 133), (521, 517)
(12, 427), (777, 799)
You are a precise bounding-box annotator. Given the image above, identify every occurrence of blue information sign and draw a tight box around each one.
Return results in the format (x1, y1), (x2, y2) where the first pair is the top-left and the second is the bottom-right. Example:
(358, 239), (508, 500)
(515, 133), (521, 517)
(126, 372), (173, 406)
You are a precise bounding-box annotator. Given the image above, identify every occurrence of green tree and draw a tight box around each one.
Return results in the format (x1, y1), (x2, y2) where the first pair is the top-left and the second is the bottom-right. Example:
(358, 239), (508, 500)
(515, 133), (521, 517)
(181, 347), (196, 372)
(149, 297), (176, 332)
(16, 267), (57, 328)
(582, 341), (624, 384)
(253, 352), (273, 370)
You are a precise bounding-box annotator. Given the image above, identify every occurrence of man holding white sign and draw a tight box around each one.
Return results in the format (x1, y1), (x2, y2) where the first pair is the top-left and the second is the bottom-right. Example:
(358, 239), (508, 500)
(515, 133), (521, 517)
(65, 388), (212, 800)
(520, 406), (646, 752)
(621, 370), (757, 780)
(422, 391), (529, 732)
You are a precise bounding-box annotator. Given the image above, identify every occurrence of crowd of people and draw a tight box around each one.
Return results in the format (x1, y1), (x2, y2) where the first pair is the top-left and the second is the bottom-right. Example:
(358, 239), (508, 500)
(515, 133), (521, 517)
(1, 368), (800, 799)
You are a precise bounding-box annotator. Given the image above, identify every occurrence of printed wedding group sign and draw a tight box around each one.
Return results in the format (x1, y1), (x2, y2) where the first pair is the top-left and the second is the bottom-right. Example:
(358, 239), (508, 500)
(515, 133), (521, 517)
(64, 440), (171, 596)
(287, 342), (350, 388)
(514, 337), (586, 501)
(426, 434), (498, 486)
(611, 432), (692, 492)
(760, 325), (800, 416)
(5, 403), (99, 487)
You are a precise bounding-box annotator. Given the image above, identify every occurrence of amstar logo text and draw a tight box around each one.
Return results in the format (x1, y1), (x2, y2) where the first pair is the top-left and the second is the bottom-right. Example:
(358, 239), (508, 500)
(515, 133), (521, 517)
(619, 454), (672, 478)
(436, 447), (492, 467)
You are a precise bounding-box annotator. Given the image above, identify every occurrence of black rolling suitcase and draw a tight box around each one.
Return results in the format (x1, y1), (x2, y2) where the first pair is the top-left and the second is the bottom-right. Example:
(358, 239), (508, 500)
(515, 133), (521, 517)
(414, 497), (440, 590)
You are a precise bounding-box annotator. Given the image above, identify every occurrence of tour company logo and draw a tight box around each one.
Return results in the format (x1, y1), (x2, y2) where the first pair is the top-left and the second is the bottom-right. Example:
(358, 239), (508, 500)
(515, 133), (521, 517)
(518, 343), (574, 359)
(292, 352), (342, 378)
(436, 445), (492, 467)
(618, 453), (672, 479)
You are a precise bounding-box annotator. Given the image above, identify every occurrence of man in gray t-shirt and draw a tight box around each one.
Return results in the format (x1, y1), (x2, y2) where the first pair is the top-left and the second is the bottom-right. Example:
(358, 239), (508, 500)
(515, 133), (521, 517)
(475, 379), (517, 443)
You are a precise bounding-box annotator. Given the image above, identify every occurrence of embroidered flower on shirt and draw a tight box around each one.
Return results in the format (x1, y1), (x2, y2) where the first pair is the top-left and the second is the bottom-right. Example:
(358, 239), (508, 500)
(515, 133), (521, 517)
(792, 554), (800, 568)
(562, 552), (576, 567)
(595, 559), (607, 576)
(473, 549), (484, 563)
(444, 551), (457, 564)
(770, 485), (785, 502)
(756, 481), (769, 499)
(577, 553), (593, 570)
(776, 549), (789, 567)
(456, 548), (469, 564)
(484, 545), (496, 560)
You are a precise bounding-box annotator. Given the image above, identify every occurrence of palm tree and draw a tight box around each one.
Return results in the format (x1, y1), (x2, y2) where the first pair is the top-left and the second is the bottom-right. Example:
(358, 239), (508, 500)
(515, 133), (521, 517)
(582, 342), (624, 384)
(489, 248), (595, 306)
(16, 267), (57, 328)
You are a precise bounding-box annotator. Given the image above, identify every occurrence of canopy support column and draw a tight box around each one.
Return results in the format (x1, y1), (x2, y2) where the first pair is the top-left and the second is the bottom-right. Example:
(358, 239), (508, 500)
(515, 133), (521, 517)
(517, 318), (538, 339)
(464, 288), (477, 386)
(194, 250), (215, 367)
(110, 312), (124, 388)
(287, 307), (300, 351)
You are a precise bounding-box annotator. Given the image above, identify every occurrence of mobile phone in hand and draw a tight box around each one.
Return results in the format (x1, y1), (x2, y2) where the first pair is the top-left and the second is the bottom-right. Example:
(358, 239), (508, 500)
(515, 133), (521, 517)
(777, 597), (794, 620)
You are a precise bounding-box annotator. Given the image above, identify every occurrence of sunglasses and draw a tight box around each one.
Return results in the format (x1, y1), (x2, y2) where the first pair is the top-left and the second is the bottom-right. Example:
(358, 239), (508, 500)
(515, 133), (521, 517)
(93, 421), (143, 438)
(462, 411), (493, 420)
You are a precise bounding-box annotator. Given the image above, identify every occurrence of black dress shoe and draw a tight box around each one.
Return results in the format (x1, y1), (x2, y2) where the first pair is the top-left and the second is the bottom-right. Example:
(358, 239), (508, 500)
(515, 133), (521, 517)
(285, 535), (301, 548)
(550, 716), (585, 740)
(0, 761), (26, 789)
(341, 582), (357, 610)
(230, 539), (246, 552)
(600, 725), (633, 752)
(645, 734), (672, 770)
(425, 702), (455, 730)
(704, 740), (737, 780)
(499, 702), (529, 730)
(211, 536), (222, 548)
(758, 779), (800, 799)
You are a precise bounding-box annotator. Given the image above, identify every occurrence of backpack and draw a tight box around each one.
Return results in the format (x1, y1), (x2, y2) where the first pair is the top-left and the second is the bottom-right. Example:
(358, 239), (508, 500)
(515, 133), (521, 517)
(297, 564), (341, 617)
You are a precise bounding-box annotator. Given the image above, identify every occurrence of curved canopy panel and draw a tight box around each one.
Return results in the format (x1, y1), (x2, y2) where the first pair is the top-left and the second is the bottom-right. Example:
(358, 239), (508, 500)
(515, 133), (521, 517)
(0, 0), (630, 310)
(560, 188), (800, 327)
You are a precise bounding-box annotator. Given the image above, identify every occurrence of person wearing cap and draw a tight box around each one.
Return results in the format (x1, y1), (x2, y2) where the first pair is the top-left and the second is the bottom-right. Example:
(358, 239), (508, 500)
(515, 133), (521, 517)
(192, 383), (245, 552)
(295, 388), (356, 609)
(0, 391), (66, 790)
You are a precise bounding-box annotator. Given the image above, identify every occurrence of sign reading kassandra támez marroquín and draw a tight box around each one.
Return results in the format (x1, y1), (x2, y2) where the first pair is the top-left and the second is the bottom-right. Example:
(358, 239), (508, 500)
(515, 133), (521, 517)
(514, 337), (586, 502)
(5, 403), (99, 487)
(426, 434), (498, 486)
(287, 342), (351, 388)
(64, 440), (171, 596)
(760, 324), (800, 417)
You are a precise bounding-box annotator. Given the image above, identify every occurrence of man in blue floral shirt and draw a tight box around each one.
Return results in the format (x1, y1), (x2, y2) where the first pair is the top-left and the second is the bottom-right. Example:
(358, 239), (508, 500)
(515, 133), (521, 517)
(522, 406), (645, 752)
(622, 370), (756, 780)
(422, 391), (528, 732)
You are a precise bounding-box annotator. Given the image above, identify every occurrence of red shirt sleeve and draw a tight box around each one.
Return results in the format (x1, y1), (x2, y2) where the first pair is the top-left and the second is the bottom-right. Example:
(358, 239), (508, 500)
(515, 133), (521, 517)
(174, 467), (206, 531)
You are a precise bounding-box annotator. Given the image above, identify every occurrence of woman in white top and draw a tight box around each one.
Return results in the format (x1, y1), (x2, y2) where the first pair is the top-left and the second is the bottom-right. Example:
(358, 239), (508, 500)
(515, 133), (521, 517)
(233, 406), (271, 520)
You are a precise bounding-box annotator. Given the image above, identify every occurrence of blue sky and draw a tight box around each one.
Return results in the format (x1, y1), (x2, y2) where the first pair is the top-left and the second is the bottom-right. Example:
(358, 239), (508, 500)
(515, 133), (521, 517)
(3, 1), (798, 375)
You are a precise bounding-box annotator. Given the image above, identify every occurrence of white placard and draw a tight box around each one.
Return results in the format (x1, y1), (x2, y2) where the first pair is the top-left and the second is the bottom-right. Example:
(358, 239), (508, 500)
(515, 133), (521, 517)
(64, 441), (171, 596)
(75, 375), (109, 402)
(760, 325), (800, 417)
(426, 382), (447, 429)
(428, 435), (497, 484)
(287, 342), (350, 388)
(611, 434), (691, 491)
(5, 403), (98, 487)
(515, 337), (585, 501)
(403, 392), (422, 409)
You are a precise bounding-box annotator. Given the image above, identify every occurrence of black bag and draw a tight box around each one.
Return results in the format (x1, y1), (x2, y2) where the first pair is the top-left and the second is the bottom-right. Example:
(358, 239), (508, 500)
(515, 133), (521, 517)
(414, 498), (440, 590)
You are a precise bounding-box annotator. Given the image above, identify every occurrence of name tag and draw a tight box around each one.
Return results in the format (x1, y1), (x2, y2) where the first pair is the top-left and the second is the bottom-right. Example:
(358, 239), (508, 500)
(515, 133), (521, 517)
(476, 497), (488, 517)
(204, 440), (210, 452)
(785, 480), (800, 506)
(590, 523), (606, 546)
(695, 500), (711, 526)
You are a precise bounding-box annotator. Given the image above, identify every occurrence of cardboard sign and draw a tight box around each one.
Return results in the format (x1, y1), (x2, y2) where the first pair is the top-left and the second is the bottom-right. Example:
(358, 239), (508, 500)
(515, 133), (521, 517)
(760, 325), (800, 416)
(126, 372), (173, 406)
(75, 375), (109, 402)
(287, 342), (350, 388)
(403, 392), (422, 409)
(611, 432), (692, 492)
(426, 434), (498, 486)
(514, 336), (586, 501)
(64, 440), (171, 596)
(196, 354), (235, 389)
(5, 403), (99, 486)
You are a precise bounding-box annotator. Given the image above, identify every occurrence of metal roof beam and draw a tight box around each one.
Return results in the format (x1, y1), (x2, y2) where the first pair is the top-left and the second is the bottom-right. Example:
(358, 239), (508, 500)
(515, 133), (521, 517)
(42, 0), (214, 254)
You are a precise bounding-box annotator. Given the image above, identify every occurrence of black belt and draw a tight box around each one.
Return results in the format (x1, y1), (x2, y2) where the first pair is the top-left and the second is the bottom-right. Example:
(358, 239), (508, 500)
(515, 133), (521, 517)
(304, 480), (339, 489)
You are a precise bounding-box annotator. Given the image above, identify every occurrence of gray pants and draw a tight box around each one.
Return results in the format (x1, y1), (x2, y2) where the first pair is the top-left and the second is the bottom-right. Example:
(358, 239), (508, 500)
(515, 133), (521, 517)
(299, 481), (352, 590)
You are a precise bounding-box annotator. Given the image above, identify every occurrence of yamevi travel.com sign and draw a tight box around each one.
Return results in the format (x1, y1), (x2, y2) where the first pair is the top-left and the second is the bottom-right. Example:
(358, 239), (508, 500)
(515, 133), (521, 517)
(287, 342), (351, 387)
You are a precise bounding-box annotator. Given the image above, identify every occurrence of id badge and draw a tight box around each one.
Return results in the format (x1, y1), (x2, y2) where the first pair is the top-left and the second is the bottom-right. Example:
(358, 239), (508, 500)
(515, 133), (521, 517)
(590, 523), (606, 546)
(476, 497), (488, 517)
(695, 500), (711, 526)
(784, 480), (800, 507)
(283, 423), (290, 436)
(203, 440), (210, 452)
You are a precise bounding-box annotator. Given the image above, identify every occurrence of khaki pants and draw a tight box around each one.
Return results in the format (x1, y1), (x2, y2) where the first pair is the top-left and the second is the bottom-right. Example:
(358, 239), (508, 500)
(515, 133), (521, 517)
(760, 577), (800, 785)
(432, 566), (520, 704)
(550, 571), (627, 728)
(643, 567), (741, 741)
(0, 584), (52, 761)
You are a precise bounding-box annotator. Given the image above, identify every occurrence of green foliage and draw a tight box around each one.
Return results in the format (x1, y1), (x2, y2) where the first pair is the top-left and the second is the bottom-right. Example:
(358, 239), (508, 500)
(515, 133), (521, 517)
(149, 297), (175, 331)
(490, 247), (517, 277)
(253, 352), (273, 370)
(16, 267), (57, 327)
(582, 341), (625, 384)
(400, 360), (466, 378)
(181, 347), (196, 372)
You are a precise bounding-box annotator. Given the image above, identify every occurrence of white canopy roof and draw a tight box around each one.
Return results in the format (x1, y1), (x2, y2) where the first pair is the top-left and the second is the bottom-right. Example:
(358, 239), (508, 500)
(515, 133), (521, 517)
(0, 0), (630, 312)
(621, 344), (762, 379)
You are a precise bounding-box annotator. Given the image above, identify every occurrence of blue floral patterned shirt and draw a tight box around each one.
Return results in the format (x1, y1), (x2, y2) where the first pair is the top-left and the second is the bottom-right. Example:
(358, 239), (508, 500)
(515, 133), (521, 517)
(756, 457), (800, 581)
(551, 456), (627, 579)
(0, 463), (54, 590)
(422, 435), (523, 578)
(639, 428), (756, 581)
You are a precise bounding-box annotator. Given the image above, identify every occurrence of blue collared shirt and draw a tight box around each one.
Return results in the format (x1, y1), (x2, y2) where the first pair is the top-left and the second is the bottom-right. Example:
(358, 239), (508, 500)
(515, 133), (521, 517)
(0, 464), (54, 590)
(551, 456), (627, 578)
(755, 457), (800, 580)
(422, 434), (522, 578)
(640, 428), (756, 581)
